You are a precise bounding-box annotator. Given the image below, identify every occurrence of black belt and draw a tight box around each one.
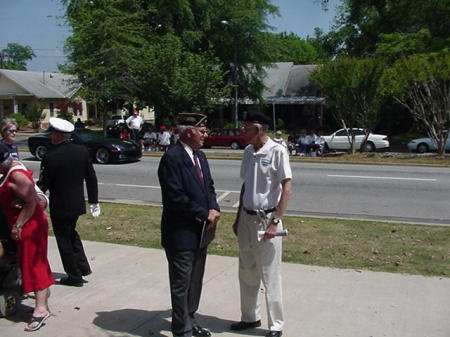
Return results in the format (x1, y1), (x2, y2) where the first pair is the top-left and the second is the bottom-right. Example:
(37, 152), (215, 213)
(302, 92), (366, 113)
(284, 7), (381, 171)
(244, 207), (276, 215)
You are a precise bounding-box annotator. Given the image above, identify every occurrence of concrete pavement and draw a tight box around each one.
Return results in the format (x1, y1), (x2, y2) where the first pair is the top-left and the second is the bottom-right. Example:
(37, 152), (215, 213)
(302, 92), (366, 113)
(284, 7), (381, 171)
(1, 237), (449, 337)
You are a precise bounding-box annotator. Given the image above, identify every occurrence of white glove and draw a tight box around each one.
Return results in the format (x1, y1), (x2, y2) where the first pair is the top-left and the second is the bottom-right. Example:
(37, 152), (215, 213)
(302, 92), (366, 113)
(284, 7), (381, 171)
(90, 203), (101, 218)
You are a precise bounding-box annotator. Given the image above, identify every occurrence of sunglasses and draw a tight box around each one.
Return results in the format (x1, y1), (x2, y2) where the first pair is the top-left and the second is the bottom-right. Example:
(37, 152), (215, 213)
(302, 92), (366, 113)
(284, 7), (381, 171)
(7, 129), (18, 133)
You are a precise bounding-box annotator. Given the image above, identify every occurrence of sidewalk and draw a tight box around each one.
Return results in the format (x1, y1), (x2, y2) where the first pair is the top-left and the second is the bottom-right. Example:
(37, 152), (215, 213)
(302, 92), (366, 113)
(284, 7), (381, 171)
(1, 238), (449, 337)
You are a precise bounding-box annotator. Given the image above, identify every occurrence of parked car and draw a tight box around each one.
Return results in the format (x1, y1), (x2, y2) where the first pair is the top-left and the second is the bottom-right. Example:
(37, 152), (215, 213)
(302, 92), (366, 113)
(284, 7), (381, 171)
(203, 128), (246, 149)
(28, 128), (142, 164)
(323, 128), (390, 152)
(104, 114), (126, 129)
(407, 131), (450, 153)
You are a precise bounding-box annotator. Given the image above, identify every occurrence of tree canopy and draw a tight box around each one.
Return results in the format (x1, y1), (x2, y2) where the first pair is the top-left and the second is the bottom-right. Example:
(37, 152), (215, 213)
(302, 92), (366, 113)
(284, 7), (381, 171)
(320, 0), (450, 59)
(0, 43), (36, 70)
(265, 32), (322, 65)
(311, 56), (386, 153)
(61, 0), (278, 121)
(382, 53), (450, 155)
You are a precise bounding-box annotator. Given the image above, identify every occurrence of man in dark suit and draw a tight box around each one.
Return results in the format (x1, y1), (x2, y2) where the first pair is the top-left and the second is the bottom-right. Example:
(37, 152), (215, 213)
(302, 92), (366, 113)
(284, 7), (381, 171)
(38, 117), (100, 287)
(158, 113), (220, 337)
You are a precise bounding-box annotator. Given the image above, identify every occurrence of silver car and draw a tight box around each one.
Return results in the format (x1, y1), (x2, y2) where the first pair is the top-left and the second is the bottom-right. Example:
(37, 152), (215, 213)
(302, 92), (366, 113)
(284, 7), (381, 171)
(323, 128), (390, 152)
(407, 131), (450, 153)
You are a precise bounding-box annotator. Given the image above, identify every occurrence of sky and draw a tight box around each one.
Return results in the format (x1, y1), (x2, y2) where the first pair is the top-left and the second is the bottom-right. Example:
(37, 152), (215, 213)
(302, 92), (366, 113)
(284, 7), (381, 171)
(0, 0), (339, 72)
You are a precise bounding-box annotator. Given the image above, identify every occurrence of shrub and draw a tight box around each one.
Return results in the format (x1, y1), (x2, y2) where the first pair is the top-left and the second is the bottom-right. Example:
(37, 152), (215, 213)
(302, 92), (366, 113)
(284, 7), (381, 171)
(27, 104), (45, 130)
(6, 113), (28, 129)
(57, 110), (74, 124)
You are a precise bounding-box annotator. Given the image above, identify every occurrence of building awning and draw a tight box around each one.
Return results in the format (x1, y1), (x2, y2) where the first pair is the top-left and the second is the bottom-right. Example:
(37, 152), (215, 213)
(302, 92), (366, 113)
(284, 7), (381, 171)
(0, 93), (34, 98)
(266, 96), (325, 105)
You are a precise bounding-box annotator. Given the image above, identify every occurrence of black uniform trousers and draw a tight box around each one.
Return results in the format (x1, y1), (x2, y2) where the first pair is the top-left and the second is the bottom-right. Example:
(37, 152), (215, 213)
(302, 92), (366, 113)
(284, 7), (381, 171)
(52, 215), (91, 281)
(165, 247), (207, 337)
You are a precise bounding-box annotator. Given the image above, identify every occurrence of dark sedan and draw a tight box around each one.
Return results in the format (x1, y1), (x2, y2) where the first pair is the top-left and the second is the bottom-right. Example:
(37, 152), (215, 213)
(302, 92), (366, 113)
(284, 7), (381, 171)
(28, 129), (142, 164)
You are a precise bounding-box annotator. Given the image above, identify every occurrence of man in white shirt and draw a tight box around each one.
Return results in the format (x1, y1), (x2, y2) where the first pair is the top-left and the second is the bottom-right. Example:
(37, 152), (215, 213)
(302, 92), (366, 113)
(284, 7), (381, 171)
(273, 130), (287, 149)
(157, 126), (171, 152)
(126, 109), (143, 142)
(230, 112), (292, 337)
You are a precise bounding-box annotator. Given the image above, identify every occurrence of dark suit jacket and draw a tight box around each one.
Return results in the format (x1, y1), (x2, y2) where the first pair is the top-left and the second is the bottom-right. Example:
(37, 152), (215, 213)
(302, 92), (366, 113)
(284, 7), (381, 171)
(158, 142), (219, 251)
(38, 140), (98, 219)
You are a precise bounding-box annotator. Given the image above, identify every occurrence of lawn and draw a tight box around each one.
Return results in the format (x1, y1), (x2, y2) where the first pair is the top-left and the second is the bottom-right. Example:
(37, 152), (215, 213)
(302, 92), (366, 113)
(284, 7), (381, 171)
(142, 150), (450, 167)
(63, 202), (450, 277)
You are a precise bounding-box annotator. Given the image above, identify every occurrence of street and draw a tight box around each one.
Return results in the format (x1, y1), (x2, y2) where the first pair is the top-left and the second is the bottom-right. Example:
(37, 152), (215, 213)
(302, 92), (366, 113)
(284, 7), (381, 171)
(20, 152), (450, 225)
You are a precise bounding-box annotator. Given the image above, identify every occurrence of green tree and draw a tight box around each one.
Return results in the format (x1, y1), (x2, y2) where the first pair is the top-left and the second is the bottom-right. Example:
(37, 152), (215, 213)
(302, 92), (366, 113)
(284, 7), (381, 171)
(203, 0), (278, 103)
(265, 32), (322, 64)
(61, 0), (278, 123)
(311, 56), (386, 153)
(382, 53), (450, 155)
(63, 0), (149, 116)
(320, 0), (450, 58)
(136, 34), (229, 119)
(0, 43), (36, 70)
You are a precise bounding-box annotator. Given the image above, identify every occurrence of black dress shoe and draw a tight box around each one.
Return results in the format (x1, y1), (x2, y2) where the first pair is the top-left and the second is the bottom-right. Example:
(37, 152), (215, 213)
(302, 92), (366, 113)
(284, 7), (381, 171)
(192, 325), (211, 337)
(230, 320), (261, 331)
(266, 331), (282, 337)
(59, 277), (84, 287)
(81, 270), (92, 277)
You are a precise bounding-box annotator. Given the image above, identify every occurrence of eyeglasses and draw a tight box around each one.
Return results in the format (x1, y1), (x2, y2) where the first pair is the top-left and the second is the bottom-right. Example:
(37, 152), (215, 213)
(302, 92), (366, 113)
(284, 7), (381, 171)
(195, 128), (207, 135)
(6, 129), (17, 133)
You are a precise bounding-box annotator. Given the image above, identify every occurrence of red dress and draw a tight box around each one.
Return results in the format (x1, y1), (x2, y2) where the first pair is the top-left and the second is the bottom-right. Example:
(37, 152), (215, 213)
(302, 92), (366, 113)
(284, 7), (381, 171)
(0, 165), (54, 293)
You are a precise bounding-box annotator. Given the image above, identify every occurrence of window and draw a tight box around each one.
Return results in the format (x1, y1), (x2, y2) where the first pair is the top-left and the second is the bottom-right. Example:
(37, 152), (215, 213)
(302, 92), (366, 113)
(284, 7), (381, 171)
(352, 129), (365, 136)
(336, 130), (348, 136)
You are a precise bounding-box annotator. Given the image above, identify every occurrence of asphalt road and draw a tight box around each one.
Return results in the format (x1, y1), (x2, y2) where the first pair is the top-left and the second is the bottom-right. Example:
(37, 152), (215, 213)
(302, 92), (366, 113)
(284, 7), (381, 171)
(20, 152), (450, 226)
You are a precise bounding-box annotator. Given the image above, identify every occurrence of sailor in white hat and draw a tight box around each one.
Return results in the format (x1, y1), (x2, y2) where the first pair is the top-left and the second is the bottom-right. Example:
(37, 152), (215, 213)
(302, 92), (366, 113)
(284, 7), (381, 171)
(47, 117), (75, 134)
(38, 117), (100, 287)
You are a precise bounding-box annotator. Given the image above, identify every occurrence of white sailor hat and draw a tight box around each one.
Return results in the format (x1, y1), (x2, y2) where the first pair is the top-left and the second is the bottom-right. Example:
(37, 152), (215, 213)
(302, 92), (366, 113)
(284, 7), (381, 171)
(47, 117), (75, 133)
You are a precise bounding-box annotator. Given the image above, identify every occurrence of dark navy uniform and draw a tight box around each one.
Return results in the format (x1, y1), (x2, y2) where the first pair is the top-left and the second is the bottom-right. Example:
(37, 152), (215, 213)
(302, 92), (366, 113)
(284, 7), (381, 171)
(38, 140), (98, 282)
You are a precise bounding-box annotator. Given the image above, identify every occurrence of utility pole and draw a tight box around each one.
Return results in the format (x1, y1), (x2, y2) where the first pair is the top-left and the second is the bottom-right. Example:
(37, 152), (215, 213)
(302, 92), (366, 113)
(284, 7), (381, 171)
(0, 52), (5, 68)
(221, 20), (239, 128)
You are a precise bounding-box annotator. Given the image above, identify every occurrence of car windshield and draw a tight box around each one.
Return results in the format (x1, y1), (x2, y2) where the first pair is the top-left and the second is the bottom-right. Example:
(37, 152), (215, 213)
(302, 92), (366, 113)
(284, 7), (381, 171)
(73, 129), (105, 142)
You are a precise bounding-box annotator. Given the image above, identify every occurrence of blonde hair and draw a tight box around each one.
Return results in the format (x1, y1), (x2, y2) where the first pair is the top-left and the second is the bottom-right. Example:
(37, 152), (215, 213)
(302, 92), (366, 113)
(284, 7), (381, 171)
(0, 118), (18, 138)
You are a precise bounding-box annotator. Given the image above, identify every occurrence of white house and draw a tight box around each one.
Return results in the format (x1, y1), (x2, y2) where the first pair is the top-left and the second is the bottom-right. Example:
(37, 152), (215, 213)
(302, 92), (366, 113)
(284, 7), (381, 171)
(0, 69), (154, 127)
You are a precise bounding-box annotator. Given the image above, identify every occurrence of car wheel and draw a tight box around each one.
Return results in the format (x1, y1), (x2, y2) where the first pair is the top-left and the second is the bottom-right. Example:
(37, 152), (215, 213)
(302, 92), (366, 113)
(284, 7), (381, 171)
(95, 147), (110, 164)
(34, 144), (48, 160)
(417, 143), (429, 153)
(0, 290), (20, 317)
(230, 141), (240, 150)
(361, 141), (375, 152)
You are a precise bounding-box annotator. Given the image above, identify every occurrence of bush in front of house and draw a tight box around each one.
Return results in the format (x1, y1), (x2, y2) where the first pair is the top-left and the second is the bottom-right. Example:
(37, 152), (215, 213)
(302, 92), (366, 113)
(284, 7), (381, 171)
(27, 104), (45, 130)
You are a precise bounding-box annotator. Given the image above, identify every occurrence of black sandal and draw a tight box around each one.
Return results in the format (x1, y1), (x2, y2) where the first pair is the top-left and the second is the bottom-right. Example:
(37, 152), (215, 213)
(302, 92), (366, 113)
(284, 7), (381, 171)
(24, 312), (50, 332)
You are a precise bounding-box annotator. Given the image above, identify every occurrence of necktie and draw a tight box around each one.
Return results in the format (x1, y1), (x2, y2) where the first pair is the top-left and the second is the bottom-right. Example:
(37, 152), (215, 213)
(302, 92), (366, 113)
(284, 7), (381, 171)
(193, 151), (204, 181)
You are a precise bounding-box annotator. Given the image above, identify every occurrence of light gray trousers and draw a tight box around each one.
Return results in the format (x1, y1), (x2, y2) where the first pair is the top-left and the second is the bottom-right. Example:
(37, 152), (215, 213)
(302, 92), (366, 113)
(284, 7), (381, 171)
(237, 211), (284, 332)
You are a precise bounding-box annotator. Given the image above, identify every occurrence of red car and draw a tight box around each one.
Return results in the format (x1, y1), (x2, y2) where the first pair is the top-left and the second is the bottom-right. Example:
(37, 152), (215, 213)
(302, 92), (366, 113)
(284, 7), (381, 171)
(203, 128), (246, 149)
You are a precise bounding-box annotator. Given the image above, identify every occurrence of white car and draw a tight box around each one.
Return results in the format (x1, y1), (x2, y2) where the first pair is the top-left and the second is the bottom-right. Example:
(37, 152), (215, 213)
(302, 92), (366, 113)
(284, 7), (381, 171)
(104, 114), (125, 128)
(407, 132), (450, 153)
(323, 128), (390, 152)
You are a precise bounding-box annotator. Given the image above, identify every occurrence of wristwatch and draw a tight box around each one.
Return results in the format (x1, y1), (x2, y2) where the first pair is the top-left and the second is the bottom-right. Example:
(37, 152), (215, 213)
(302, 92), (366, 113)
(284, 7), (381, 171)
(272, 217), (281, 225)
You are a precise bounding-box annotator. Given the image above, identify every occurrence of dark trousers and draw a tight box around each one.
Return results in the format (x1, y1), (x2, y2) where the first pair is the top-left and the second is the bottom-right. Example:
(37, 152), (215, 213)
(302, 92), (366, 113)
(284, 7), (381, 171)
(52, 215), (91, 280)
(130, 129), (140, 142)
(165, 247), (207, 337)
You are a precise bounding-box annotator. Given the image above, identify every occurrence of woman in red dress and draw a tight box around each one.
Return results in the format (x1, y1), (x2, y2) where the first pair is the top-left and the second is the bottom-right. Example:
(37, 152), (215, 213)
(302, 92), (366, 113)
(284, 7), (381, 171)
(0, 144), (54, 331)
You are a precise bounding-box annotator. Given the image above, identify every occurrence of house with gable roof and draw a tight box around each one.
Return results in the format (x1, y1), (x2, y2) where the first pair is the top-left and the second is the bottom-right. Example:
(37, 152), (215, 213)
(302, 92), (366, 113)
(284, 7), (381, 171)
(0, 69), (87, 126)
(0, 69), (155, 127)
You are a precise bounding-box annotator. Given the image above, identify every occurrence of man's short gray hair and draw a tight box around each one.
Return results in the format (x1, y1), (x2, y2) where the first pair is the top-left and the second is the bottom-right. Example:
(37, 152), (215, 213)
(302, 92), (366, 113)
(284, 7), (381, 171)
(178, 125), (195, 137)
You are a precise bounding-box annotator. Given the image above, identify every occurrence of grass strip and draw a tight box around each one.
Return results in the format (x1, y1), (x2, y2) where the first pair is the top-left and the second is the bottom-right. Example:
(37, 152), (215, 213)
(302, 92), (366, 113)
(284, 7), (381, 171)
(143, 151), (450, 167)
(63, 203), (450, 278)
